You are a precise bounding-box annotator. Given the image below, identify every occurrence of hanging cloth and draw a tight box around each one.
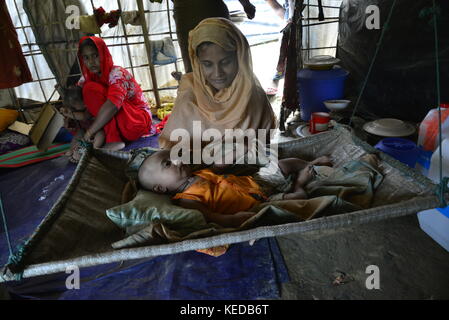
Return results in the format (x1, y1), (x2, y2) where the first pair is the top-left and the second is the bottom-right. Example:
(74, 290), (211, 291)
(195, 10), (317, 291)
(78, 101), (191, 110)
(0, 1), (32, 89)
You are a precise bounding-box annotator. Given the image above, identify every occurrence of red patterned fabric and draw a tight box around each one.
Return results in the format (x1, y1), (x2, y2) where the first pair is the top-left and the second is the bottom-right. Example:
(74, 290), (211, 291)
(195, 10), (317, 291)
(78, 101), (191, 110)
(0, 1), (32, 89)
(94, 6), (121, 29)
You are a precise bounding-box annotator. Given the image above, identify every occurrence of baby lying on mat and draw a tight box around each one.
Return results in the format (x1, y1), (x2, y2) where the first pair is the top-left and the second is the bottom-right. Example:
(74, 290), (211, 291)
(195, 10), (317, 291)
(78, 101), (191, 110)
(137, 150), (333, 228)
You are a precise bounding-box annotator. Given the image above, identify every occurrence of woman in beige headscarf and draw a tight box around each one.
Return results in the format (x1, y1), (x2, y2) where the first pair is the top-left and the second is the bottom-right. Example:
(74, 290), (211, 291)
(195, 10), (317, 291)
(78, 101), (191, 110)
(158, 17), (277, 150)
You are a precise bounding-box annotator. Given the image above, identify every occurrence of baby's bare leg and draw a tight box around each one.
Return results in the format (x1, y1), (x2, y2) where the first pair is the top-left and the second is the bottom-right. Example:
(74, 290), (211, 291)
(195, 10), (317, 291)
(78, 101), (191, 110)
(281, 166), (315, 200)
(310, 155), (333, 166)
(277, 158), (310, 176)
(294, 165), (315, 190)
(103, 141), (126, 151)
(278, 156), (332, 177)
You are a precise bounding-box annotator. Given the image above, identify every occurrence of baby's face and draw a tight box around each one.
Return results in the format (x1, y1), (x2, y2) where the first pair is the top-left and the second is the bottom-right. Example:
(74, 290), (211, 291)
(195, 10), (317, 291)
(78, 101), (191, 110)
(71, 99), (86, 111)
(139, 150), (192, 193)
(67, 99), (86, 112)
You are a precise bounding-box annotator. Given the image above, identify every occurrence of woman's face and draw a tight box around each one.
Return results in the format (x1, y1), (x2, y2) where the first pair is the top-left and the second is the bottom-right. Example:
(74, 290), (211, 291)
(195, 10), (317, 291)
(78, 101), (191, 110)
(81, 45), (101, 75)
(197, 43), (238, 92)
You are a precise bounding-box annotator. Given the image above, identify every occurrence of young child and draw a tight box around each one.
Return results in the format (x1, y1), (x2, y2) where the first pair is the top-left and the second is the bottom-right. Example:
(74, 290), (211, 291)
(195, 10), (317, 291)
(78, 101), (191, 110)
(77, 36), (153, 151)
(61, 85), (105, 162)
(137, 149), (332, 228)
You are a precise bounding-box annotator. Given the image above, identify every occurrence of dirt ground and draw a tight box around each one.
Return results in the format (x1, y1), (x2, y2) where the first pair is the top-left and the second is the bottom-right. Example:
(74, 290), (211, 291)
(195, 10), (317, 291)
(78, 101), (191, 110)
(277, 214), (449, 300)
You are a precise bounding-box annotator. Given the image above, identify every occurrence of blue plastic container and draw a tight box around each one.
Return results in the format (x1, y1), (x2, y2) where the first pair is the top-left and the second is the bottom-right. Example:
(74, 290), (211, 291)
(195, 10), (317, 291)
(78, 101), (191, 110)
(297, 66), (349, 121)
(375, 138), (419, 168)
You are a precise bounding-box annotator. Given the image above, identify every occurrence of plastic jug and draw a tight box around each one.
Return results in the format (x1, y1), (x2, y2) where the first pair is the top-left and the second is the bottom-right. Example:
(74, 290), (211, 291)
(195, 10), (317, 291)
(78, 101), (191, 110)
(417, 137), (449, 252)
(427, 138), (449, 184)
(417, 103), (449, 151)
(416, 103), (449, 175)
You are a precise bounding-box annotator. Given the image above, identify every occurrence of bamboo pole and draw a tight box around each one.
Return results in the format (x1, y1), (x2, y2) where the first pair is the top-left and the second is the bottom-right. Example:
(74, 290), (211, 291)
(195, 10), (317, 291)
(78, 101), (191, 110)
(136, 0), (161, 108)
(116, 0), (136, 79)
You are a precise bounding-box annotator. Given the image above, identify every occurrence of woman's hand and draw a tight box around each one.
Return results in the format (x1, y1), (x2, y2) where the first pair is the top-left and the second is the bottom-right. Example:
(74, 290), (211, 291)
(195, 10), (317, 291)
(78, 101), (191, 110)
(85, 99), (118, 140)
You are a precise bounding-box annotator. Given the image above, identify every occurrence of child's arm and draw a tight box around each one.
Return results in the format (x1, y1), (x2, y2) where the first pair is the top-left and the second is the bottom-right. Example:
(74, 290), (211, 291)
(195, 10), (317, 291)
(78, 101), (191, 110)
(84, 99), (118, 141)
(176, 198), (255, 228)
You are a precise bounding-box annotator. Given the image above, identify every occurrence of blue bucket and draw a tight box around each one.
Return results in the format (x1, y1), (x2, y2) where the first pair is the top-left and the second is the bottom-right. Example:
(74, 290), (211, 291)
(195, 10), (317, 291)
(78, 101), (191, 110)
(375, 138), (419, 168)
(297, 66), (349, 121)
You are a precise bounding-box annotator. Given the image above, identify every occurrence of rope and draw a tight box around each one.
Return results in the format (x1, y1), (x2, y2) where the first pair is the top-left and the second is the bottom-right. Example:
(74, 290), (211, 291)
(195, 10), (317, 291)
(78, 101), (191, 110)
(349, 0), (397, 127)
(432, 0), (447, 207)
(0, 193), (24, 281)
(0, 193), (13, 262)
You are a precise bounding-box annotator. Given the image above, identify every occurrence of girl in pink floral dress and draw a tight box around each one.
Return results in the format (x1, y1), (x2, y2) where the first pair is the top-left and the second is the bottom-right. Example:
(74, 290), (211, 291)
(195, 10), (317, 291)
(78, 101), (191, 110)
(76, 36), (153, 151)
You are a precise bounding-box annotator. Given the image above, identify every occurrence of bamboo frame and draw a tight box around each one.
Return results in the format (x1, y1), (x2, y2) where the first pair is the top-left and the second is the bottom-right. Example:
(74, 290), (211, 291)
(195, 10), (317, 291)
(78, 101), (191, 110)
(136, 0), (160, 107)
(11, 0), (48, 102)
(301, 0), (340, 62)
(116, 0), (136, 79)
(9, 0), (341, 108)
(9, 0), (179, 107)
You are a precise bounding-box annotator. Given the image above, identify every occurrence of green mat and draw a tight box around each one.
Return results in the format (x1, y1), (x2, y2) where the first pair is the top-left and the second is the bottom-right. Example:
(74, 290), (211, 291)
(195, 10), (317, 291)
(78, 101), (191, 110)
(0, 143), (71, 168)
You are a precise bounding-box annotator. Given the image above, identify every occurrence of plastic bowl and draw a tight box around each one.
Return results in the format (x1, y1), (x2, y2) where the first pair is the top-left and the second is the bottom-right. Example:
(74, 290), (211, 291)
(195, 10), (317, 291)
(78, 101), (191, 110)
(375, 137), (419, 167)
(323, 99), (351, 111)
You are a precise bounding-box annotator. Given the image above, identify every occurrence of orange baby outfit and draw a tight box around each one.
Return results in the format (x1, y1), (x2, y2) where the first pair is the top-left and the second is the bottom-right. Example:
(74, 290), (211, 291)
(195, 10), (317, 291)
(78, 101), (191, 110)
(173, 169), (267, 215)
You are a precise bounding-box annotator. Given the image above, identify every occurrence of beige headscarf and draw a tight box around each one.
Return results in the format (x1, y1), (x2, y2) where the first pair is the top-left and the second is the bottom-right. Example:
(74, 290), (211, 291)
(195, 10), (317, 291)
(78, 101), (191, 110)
(158, 18), (277, 149)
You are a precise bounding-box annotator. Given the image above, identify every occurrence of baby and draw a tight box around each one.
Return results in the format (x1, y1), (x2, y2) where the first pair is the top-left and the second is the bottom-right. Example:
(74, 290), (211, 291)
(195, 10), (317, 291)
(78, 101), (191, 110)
(61, 86), (105, 162)
(137, 149), (332, 228)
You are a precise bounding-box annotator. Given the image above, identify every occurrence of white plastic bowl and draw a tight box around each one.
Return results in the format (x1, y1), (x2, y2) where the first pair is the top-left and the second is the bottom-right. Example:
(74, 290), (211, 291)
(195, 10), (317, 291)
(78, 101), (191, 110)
(363, 118), (416, 137)
(323, 99), (351, 111)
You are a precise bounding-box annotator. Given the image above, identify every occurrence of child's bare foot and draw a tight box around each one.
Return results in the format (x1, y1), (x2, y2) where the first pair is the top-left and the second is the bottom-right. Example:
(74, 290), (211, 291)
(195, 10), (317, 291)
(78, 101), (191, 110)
(69, 148), (81, 163)
(65, 140), (79, 157)
(311, 155), (333, 167)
